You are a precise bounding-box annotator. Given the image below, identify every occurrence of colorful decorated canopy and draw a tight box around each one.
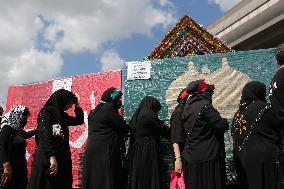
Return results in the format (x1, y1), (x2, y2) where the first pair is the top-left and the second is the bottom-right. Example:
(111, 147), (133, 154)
(146, 15), (232, 60)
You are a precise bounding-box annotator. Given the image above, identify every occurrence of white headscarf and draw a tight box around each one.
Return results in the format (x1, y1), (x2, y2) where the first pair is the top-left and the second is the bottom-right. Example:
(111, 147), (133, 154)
(0, 105), (26, 130)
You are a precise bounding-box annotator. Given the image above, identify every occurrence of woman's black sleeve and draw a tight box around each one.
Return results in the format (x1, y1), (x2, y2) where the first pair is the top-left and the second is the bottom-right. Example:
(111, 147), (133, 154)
(38, 109), (57, 158)
(147, 111), (169, 138)
(170, 108), (185, 143)
(23, 128), (38, 139)
(108, 107), (131, 134)
(66, 107), (84, 126)
(0, 126), (12, 163)
(203, 104), (229, 133)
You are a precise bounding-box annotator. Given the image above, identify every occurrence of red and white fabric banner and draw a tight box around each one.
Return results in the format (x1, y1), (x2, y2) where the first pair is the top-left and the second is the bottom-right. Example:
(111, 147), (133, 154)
(6, 70), (122, 188)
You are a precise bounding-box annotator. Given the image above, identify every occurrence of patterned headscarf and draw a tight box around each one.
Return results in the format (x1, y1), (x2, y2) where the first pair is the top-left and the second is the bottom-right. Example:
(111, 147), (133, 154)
(0, 105), (26, 130)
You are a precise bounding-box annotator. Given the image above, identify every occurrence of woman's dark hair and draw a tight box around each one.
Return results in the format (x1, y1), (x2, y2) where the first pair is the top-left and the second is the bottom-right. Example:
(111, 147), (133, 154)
(23, 107), (30, 117)
(0, 106), (3, 116)
(276, 43), (284, 66)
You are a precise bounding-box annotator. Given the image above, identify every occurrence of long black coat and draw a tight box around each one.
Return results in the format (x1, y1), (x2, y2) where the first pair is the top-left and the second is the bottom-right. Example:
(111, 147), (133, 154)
(179, 91), (228, 189)
(181, 92), (229, 162)
(270, 67), (284, 188)
(83, 103), (130, 189)
(233, 102), (280, 189)
(27, 107), (84, 189)
(128, 109), (167, 189)
(0, 126), (37, 189)
(127, 96), (170, 189)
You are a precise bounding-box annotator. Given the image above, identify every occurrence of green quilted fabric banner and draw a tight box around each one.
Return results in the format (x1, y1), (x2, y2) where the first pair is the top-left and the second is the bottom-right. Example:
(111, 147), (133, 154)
(123, 48), (277, 185)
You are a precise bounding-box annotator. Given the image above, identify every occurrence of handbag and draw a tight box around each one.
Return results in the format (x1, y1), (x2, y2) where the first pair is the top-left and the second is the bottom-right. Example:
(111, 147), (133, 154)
(170, 170), (185, 189)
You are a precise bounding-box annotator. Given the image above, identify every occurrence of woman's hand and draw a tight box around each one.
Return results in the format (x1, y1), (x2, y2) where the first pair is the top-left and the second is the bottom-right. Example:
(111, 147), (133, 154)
(175, 158), (182, 173)
(49, 156), (58, 176)
(74, 96), (80, 109)
(2, 161), (12, 184)
(173, 143), (182, 173)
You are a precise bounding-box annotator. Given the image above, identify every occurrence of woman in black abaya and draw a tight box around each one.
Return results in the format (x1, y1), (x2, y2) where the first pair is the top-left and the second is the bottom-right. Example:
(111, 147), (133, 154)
(232, 81), (281, 189)
(270, 43), (284, 187)
(171, 88), (189, 174)
(27, 89), (84, 189)
(83, 87), (130, 189)
(0, 105), (37, 189)
(177, 79), (229, 189)
(128, 96), (169, 189)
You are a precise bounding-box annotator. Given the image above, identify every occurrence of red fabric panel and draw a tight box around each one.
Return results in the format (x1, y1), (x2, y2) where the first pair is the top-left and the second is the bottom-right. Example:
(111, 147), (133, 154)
(6, 70), (122, 188)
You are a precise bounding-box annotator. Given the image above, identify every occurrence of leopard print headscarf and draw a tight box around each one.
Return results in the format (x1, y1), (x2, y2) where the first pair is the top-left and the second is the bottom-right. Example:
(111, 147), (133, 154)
(0, 105), (26, 130)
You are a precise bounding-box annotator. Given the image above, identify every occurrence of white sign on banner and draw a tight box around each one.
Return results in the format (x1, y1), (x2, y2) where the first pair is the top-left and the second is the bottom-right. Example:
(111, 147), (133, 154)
(52, 78), (73, 93)
(127, 61), (151, 80)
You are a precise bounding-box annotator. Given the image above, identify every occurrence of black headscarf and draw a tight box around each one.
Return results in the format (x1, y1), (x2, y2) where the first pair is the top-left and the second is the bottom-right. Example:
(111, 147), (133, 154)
(232, 81), (269, 151)
(35, 89), (76, 145)
(239, 81), (266, 108)
(129, 96), (161, 130)
(43, 89), (76, 112)
(100, 87), (122, 105)
(185, 80), (201, 93)
(38, 89), (77, 123)
(182, 80), (214, 119)
(185, 79), (215, 98)
(88, 87), (122, 119)
(181, 80), (215, 134)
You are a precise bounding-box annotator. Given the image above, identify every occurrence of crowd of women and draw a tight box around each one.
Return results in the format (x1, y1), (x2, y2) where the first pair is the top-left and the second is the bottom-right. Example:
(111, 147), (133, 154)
(0, 43), (283, 189)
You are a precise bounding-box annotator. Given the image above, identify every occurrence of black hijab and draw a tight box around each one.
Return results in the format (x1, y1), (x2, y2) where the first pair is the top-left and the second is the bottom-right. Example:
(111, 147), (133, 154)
(182, 80), (214, 120)
(100, 87), (122, 105)
(129, 96), (161, 130)
(38, 89), (76, 123)
(239, 81), (266, 108)
(185, 80), (201, 93)
(185, 79), (215, 96)
(232, 81), (270, 151)
(89, 87), (122, 119)
(36, 89), (77, 145)
(180, 79), (215, 134)
(44, 89), (76, 111)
